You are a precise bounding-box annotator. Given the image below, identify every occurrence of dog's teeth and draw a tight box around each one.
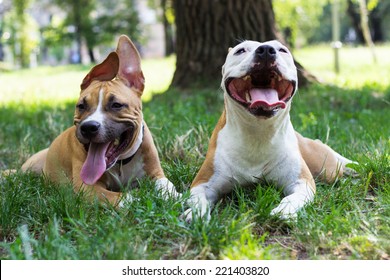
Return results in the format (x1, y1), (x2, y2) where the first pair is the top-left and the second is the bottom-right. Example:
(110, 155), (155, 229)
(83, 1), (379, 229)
(243, 75), (251, 81)
(278, 75), (282, 81)
(245, 91), (251, 102)
(114, 138), (120, 146)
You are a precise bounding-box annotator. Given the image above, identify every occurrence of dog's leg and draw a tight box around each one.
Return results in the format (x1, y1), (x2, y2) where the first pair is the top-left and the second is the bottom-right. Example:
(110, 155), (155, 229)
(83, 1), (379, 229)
(296, 132), (357, 183)
(270, 160), (316, 219)
(21, 148), (49, 174)
(182, 182), (220, 223)
(270, 179), (315, 219)
(155, 177), (181, 199)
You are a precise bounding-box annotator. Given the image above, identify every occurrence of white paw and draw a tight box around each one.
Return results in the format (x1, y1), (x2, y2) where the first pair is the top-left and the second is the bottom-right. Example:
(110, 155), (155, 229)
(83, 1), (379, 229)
(155, 178), (182, 200)
(181, 208), (194, 223)
(270, 201), (298, 220)
(180, 206), (211, 223)
(118, 192), (135, 208)
(343, 162), (359, 177)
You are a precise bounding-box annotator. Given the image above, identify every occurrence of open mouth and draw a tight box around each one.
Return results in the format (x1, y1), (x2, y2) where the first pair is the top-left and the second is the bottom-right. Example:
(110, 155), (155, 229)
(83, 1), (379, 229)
(80, 127), (135, 185)
(225, 68), (296, 117)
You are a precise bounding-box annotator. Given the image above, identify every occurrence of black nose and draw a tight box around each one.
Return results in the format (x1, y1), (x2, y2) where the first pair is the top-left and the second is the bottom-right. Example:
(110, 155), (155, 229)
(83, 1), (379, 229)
(255, 45), (276, 62)
(80, 121), (101, 138)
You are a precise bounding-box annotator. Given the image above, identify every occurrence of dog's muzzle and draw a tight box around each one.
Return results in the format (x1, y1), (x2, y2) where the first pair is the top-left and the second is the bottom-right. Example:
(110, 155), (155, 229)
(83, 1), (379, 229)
(225, 45), (296, 118)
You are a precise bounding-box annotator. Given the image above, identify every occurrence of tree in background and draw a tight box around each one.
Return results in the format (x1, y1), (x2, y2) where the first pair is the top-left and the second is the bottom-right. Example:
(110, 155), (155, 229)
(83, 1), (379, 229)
(95, 0), (141, 49)
(5, 0), (39, 67)
(347, 0), (389, 43)
(160, 0), (174, 56)
(171, 0), (314, 89)
(52, 0), (96, 63)
(47, 0), (140, 64)
(273, 0), (327, 47)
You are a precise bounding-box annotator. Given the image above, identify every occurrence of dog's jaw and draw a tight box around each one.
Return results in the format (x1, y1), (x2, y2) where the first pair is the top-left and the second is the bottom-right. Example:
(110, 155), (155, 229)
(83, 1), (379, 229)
(225, 72), (296, 118)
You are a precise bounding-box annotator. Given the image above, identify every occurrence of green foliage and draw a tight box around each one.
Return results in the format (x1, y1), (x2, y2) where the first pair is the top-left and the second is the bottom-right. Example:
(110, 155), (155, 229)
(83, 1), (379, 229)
(0, 46), (389, 259)
(273, 0), (328, 46)
(4, 0), (39, 67)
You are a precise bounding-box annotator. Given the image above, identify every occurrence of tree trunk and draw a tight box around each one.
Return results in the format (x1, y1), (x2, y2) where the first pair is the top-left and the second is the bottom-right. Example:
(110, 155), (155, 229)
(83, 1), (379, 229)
(369, 6), (384, 42)
(359, 0), (377, 64)
(346, 0), (364, 43)
(172, 0), (313, 89)
(73, 0), (82, 64)
(88, 47), (95, 63)
(162, 0), (175, 56)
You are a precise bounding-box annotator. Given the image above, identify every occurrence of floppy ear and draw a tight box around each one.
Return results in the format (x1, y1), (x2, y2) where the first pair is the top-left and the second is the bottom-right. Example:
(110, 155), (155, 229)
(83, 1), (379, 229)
(116, 35), (145, 94)
(80, 52), (119, 90)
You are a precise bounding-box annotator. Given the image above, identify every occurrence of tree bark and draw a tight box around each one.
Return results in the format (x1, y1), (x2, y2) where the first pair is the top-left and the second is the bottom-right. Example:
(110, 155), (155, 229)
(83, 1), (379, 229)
(172, 0), (314, 89)
(162, 0), (175, 56)
(359, 0), (377, 64)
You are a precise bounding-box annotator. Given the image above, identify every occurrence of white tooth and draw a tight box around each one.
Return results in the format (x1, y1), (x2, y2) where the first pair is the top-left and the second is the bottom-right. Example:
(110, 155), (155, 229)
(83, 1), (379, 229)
(243, 75), (250, 81)
(245, 91), (251, 102)
(114, 138), (120, 146)
(278, 75), (282, 81)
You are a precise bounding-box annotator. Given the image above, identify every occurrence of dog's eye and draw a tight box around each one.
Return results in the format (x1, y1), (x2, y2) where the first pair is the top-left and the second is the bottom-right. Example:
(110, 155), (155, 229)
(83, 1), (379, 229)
(279, 48), (288, 53)
(76, 103), (86, 111)
(111, 102), (124, 110)
(234, 48), (246, 55)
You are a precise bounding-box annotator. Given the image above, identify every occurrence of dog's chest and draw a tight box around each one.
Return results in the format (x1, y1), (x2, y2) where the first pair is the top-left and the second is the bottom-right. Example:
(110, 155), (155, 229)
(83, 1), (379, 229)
(214, 124), (301, 186)
(103, 152), (146, 191)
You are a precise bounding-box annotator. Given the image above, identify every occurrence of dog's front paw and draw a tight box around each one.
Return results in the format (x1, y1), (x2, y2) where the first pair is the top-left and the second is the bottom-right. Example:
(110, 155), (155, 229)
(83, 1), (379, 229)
(270, 201), (298, 220)
(180, 207), (211, 223)
(180, 208), (194, 223)
(155, 178), (182, 200)
(118, 192), (135, 208)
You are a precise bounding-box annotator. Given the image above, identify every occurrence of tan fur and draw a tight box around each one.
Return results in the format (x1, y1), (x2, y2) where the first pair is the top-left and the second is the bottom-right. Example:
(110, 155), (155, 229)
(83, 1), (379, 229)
(296, 132), (344, 183)
(191, 110), (227, 187)
(140, 123), (165, 180)
(19, 35), (178, 206)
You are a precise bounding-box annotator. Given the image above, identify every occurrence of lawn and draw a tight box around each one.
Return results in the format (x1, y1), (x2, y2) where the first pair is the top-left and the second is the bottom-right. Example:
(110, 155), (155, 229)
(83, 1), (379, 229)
(0, 44), (389, 260)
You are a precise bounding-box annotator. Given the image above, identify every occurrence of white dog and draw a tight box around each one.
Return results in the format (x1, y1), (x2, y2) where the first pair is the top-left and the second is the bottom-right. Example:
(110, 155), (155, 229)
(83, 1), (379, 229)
(184, 40), (354, 221)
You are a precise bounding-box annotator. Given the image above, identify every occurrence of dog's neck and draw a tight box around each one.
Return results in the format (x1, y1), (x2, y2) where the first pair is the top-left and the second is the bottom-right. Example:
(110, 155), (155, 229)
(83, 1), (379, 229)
(224, 94), (292, 142)
(118, 122), (144, 161)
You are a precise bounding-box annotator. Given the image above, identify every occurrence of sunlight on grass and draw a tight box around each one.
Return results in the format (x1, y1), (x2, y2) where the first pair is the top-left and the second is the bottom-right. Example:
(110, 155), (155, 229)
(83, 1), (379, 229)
(293, 44), (390, 89)
(0, 56), (175, 105)
(1, 45), (389, 106)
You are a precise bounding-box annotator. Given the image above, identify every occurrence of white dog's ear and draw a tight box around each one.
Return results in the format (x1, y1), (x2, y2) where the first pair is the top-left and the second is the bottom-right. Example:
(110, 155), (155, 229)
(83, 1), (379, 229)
(116, 35), (145, 94)
(80, 52), (119, 90)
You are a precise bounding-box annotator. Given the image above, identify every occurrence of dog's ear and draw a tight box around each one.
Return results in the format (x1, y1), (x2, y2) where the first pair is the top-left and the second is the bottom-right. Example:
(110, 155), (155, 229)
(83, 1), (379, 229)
(116, 35), (145, 94)
(80, 52), (119, 90)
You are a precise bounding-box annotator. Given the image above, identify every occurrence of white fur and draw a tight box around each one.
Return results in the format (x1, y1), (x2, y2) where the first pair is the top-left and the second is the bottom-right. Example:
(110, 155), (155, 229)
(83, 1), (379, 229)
(119, 123), (144, 161)
(185, 40), (315, 222)
(84, 88), (105, 125)
(155, 177), (182, 199)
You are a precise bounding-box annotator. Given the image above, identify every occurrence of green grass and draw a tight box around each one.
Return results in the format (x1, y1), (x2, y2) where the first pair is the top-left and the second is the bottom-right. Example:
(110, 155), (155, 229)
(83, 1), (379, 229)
(1, 45), (389, 260)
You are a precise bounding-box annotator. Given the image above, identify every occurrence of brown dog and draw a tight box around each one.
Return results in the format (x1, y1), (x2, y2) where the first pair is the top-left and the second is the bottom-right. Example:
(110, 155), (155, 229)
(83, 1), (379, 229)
(21, 35), (180, 206)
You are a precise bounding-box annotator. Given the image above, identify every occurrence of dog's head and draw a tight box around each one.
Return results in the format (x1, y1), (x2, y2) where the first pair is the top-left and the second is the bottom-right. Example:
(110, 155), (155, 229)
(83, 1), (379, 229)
(222, 40), (297, 118)
(73, 35), (145, 185)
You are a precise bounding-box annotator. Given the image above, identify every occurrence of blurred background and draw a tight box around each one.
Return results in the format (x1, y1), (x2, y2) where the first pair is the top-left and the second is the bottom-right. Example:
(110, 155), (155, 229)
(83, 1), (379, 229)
(0, 0), (388, 69)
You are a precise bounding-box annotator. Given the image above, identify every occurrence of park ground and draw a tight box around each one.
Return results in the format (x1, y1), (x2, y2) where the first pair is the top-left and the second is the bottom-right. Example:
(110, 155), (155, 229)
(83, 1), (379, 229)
(0, 44), (389, 259)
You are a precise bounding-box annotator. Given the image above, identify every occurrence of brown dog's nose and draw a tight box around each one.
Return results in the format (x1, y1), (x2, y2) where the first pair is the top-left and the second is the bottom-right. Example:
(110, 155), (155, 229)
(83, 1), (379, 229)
(80, 121), (101, 138)
(255, 45), (276, 62)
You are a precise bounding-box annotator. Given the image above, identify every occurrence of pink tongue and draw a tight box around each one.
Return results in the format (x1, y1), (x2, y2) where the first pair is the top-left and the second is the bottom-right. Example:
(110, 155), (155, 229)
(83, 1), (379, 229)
(80, 142), (111, 185)
(249, 88), (286, 109)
